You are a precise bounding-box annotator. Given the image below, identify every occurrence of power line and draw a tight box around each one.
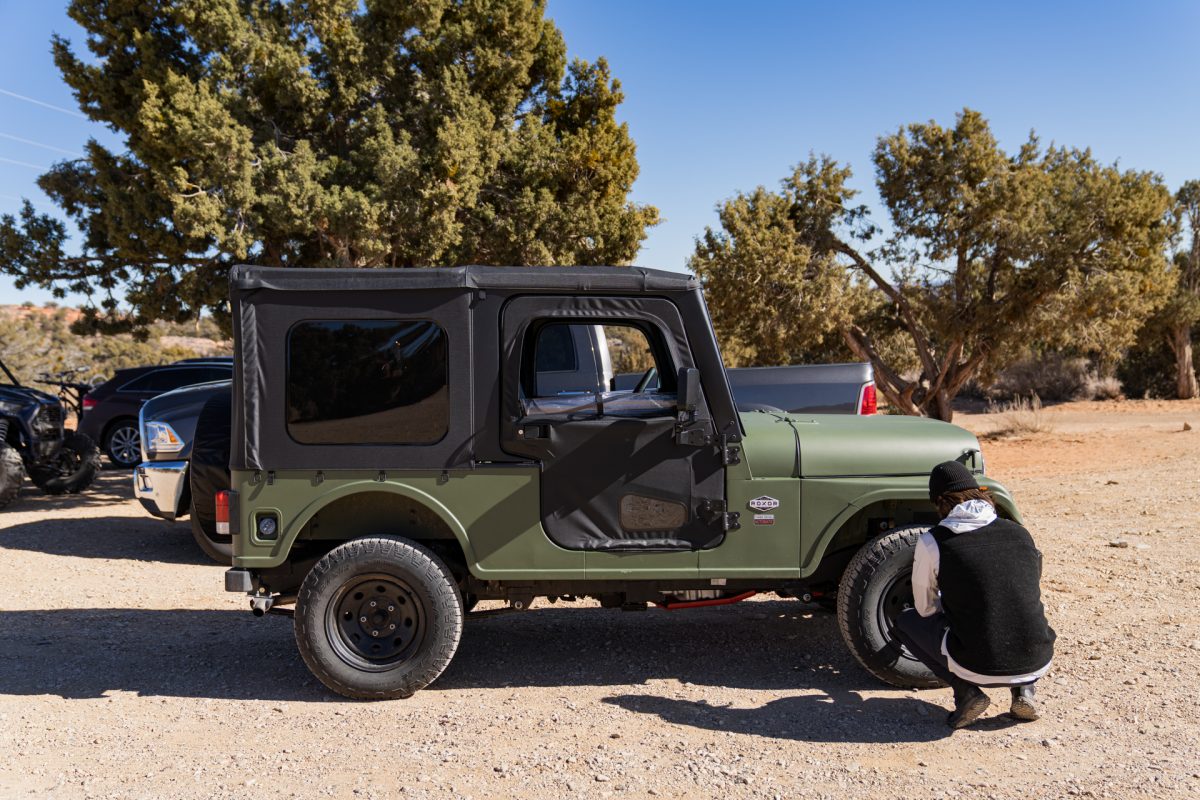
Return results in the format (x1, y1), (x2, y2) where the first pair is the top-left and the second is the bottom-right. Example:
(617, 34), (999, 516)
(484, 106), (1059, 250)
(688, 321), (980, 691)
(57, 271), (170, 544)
(0, 155), (49, 170)
(0, 88), (87, 119)
(0, 132), (84, 158)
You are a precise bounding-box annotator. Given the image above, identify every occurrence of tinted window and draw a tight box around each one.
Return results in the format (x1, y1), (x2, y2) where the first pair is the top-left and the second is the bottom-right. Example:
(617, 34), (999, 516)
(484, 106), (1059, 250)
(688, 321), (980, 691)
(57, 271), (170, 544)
(287, 320), (448, 445)
(534, 324), (578, 373)
(122, 367), (212, 393)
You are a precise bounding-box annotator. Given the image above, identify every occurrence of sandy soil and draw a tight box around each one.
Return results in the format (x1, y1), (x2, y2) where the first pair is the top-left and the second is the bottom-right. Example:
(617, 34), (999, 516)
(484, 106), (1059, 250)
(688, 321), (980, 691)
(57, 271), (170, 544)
(1, 399), (1199, 799)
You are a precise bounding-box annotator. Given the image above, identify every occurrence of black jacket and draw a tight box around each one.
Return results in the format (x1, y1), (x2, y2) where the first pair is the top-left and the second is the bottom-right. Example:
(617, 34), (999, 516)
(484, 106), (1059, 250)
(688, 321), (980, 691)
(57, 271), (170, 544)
(931, 519), (1056, 675)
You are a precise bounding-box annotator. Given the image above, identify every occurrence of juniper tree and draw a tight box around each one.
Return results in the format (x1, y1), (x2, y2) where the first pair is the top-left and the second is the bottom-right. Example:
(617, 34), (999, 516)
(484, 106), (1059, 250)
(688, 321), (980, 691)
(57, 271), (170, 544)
(0, 0), (658, 333)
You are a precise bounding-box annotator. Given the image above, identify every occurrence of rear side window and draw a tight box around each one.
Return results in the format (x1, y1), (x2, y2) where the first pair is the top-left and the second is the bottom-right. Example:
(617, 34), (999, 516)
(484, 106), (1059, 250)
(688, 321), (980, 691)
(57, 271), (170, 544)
(121, 367), (213, 393)
(287, 320), (448, 445)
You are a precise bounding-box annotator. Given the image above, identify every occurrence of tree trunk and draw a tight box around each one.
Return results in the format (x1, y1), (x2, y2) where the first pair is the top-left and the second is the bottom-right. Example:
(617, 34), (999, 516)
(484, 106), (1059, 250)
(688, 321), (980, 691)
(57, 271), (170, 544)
(1172, 324), (1198, 399)
(922, 388), (954, 423)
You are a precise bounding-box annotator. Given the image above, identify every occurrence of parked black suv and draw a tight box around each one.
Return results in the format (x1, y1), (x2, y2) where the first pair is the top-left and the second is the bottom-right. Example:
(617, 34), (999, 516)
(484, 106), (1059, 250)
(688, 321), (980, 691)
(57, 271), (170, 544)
(0, 357), (101, 509)
(78, 358), (232, 467)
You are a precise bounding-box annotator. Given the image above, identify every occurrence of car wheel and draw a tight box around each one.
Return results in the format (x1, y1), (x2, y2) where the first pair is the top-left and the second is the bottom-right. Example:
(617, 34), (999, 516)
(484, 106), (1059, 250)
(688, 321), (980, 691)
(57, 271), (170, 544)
(0, 443), (25, 510)
(104, 420), (142, 468)
(29, 432), (101, 496)
(295, 537), (464, 700)
(836, 524), (944, 689)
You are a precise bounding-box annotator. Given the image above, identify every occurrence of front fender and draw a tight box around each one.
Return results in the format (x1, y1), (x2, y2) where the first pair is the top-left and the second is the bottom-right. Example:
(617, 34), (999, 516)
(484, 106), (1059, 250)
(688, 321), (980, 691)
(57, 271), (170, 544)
(799, 474), (1022, 575)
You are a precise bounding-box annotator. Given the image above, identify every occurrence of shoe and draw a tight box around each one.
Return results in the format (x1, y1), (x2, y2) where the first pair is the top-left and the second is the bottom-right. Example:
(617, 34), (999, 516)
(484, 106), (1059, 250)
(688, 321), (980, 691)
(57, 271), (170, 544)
(1010, 685), (1039, 721)
(946, 683), (991, 729)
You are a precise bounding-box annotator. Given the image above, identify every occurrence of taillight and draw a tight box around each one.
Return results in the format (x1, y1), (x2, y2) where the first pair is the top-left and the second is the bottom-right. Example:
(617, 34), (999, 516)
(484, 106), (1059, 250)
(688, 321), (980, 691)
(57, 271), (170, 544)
(82, 394), (97, 412)
(858, 383), (877, 415)
(215, 490), (230, 535)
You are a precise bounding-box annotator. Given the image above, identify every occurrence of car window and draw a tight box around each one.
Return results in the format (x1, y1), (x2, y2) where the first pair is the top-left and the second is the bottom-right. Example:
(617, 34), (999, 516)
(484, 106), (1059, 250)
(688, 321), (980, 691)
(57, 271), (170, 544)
(526, 323), (673, 417)
(121, 367), (208, 393)
(287, 319), (448, 445)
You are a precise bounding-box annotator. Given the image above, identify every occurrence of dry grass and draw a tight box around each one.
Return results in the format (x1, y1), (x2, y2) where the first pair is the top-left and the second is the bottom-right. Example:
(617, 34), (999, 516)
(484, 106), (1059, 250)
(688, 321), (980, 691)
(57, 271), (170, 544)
(988, 393), (1056, 437)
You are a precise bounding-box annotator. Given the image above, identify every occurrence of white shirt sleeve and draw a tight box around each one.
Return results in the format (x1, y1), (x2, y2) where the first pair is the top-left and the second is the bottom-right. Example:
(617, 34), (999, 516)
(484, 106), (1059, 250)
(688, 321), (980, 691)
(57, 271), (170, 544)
(912, 531), (941, 617)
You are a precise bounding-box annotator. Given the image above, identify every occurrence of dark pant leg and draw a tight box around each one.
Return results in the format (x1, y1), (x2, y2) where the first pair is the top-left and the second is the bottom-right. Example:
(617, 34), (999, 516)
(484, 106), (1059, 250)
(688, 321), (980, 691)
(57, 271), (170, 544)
(892, 609), (960, 686)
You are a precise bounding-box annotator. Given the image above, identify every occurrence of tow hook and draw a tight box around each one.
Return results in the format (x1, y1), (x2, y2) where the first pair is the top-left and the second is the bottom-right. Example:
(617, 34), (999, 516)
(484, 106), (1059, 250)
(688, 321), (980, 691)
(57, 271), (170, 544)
(250, 595), (274, 617)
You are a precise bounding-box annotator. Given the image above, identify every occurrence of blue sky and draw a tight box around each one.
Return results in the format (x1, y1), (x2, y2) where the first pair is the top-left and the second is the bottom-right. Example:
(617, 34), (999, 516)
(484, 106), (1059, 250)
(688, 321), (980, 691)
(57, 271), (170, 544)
(1, 0), (1198, 305)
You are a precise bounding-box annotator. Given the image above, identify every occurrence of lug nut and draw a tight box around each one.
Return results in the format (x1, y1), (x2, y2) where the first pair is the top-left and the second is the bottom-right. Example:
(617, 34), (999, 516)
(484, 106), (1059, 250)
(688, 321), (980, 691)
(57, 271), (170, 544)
(389, 623), (396, 630)
(369, 600), (377, 607)
(359, 616), (367, 623)
(387, 605), (395, 612)
(371, 630), (379, 637)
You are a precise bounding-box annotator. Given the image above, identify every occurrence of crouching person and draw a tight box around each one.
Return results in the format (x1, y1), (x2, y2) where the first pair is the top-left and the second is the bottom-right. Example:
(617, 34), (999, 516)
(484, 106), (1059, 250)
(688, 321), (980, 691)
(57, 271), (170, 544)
(893, 461), (1056, 729)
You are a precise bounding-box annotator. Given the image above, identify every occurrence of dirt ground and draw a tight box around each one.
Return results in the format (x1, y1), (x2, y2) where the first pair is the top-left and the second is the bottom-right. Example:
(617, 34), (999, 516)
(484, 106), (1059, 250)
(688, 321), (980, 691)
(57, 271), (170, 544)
(2, 399), (1199, 799)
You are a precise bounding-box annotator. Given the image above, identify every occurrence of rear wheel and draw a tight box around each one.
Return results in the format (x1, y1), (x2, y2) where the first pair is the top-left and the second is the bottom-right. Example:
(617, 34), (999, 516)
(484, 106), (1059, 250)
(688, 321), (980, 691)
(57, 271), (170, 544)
(0, 443), (25, 510)
(104, 419), (141, 468)
(30, 432), (100, 495)
(837, 524), (943, 689)
(295, 537), (463, 700)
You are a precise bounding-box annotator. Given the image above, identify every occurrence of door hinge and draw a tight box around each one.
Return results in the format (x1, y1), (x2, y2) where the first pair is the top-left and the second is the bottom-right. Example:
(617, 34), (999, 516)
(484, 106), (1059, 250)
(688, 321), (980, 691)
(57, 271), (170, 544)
(720, 435), (741, 465)
(699, 499), (741, 531)
(675, 426), (710, 447)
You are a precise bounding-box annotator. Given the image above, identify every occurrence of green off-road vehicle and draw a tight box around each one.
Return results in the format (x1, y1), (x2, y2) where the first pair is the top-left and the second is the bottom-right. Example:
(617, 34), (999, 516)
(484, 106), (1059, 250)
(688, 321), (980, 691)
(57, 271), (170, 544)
(222, 265), (1015, 700)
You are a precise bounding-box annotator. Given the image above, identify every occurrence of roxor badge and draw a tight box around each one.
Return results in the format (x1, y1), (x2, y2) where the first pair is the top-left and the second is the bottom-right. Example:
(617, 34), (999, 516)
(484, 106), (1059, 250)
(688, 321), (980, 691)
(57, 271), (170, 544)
(749, 496), (780, 511)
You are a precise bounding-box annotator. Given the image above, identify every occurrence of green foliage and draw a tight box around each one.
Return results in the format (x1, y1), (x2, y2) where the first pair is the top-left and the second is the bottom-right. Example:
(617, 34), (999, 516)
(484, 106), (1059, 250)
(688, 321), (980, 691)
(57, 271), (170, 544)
(0, 305), (228, 384)
(695, 109), (1176, 419)
(0, 0), (657, 333)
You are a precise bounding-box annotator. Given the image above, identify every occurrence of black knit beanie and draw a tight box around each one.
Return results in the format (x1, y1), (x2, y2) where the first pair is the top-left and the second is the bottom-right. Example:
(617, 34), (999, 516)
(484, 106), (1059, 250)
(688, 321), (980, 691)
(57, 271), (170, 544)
(928, 460), (979, 502)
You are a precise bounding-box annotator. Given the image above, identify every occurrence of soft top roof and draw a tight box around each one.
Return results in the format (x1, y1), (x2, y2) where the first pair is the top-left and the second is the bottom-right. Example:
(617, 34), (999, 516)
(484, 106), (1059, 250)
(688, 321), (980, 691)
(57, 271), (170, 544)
(230, 264), (699, 294)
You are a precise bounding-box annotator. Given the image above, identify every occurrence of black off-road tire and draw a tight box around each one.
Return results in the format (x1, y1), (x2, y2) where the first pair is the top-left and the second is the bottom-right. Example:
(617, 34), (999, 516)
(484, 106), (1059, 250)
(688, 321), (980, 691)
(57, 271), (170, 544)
(0, 443), (25, 510)
(30, 432), (101, 495)
(189, 499), (232, 564)
(189, 391), (232, 564)
(295, 537), (464, 700)
(837, 524), (944, 689)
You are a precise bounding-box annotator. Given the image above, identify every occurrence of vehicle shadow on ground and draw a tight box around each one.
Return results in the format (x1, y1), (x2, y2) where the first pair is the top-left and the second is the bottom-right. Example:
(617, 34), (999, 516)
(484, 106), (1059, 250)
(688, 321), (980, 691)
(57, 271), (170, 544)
(441, 601), (899, 696)
(13, 470), (134, 511)
(0, 514), (213, 566)
(0, 602), (933, 717)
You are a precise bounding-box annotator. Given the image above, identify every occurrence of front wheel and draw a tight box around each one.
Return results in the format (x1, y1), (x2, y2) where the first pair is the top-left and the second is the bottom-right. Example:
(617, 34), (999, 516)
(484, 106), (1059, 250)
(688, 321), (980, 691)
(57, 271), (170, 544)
(0, 443), (25, 510)
(836, 524), (944, 689)
(30, 432), (101, 495)
(104, 419), (141, 468)
(295, 537), (464, 700)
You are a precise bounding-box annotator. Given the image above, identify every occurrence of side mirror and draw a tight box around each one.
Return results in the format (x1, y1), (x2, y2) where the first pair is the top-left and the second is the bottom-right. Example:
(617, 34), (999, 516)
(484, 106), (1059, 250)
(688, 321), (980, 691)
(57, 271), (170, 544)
(677, 367), (700, 413)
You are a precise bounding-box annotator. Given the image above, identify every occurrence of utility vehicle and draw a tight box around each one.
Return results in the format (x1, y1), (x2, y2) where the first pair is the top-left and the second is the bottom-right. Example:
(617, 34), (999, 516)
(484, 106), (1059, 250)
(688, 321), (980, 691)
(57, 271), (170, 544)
(220, 265), (1012, 699)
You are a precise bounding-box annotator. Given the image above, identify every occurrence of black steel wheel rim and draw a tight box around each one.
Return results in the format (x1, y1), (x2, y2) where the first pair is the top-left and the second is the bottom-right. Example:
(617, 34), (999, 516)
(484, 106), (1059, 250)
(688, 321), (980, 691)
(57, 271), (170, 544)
(876, 570), (921, 664)
(326, 573), (426, 672)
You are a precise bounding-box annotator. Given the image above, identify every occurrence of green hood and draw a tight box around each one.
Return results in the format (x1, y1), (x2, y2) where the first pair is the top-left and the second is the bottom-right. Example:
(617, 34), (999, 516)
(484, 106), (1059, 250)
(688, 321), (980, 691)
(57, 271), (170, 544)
(739, 411), (982, 479)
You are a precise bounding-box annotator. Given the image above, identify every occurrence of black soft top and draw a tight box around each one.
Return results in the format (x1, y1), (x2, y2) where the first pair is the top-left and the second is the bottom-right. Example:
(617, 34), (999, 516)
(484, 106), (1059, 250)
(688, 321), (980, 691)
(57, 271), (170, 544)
(230, 264), (698, 294)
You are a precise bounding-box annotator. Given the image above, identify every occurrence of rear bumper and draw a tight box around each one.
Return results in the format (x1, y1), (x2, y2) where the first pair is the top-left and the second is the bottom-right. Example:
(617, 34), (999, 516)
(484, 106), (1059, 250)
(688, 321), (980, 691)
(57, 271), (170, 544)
(133, 461), (189, 520)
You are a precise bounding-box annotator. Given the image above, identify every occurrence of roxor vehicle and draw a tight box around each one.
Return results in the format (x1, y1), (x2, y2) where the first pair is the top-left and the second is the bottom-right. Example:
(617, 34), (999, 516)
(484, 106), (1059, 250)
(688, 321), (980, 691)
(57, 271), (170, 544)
(221, 265), (1012, 700)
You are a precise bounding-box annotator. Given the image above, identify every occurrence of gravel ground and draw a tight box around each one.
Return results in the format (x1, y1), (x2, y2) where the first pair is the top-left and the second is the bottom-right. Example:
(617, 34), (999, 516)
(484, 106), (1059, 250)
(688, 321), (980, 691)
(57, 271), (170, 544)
(1, 399), (1199, 799)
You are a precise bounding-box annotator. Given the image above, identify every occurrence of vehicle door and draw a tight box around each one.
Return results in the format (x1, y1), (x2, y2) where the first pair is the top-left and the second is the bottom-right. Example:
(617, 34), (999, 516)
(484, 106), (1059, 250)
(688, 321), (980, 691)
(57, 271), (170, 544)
(499, 296), (731, 553)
